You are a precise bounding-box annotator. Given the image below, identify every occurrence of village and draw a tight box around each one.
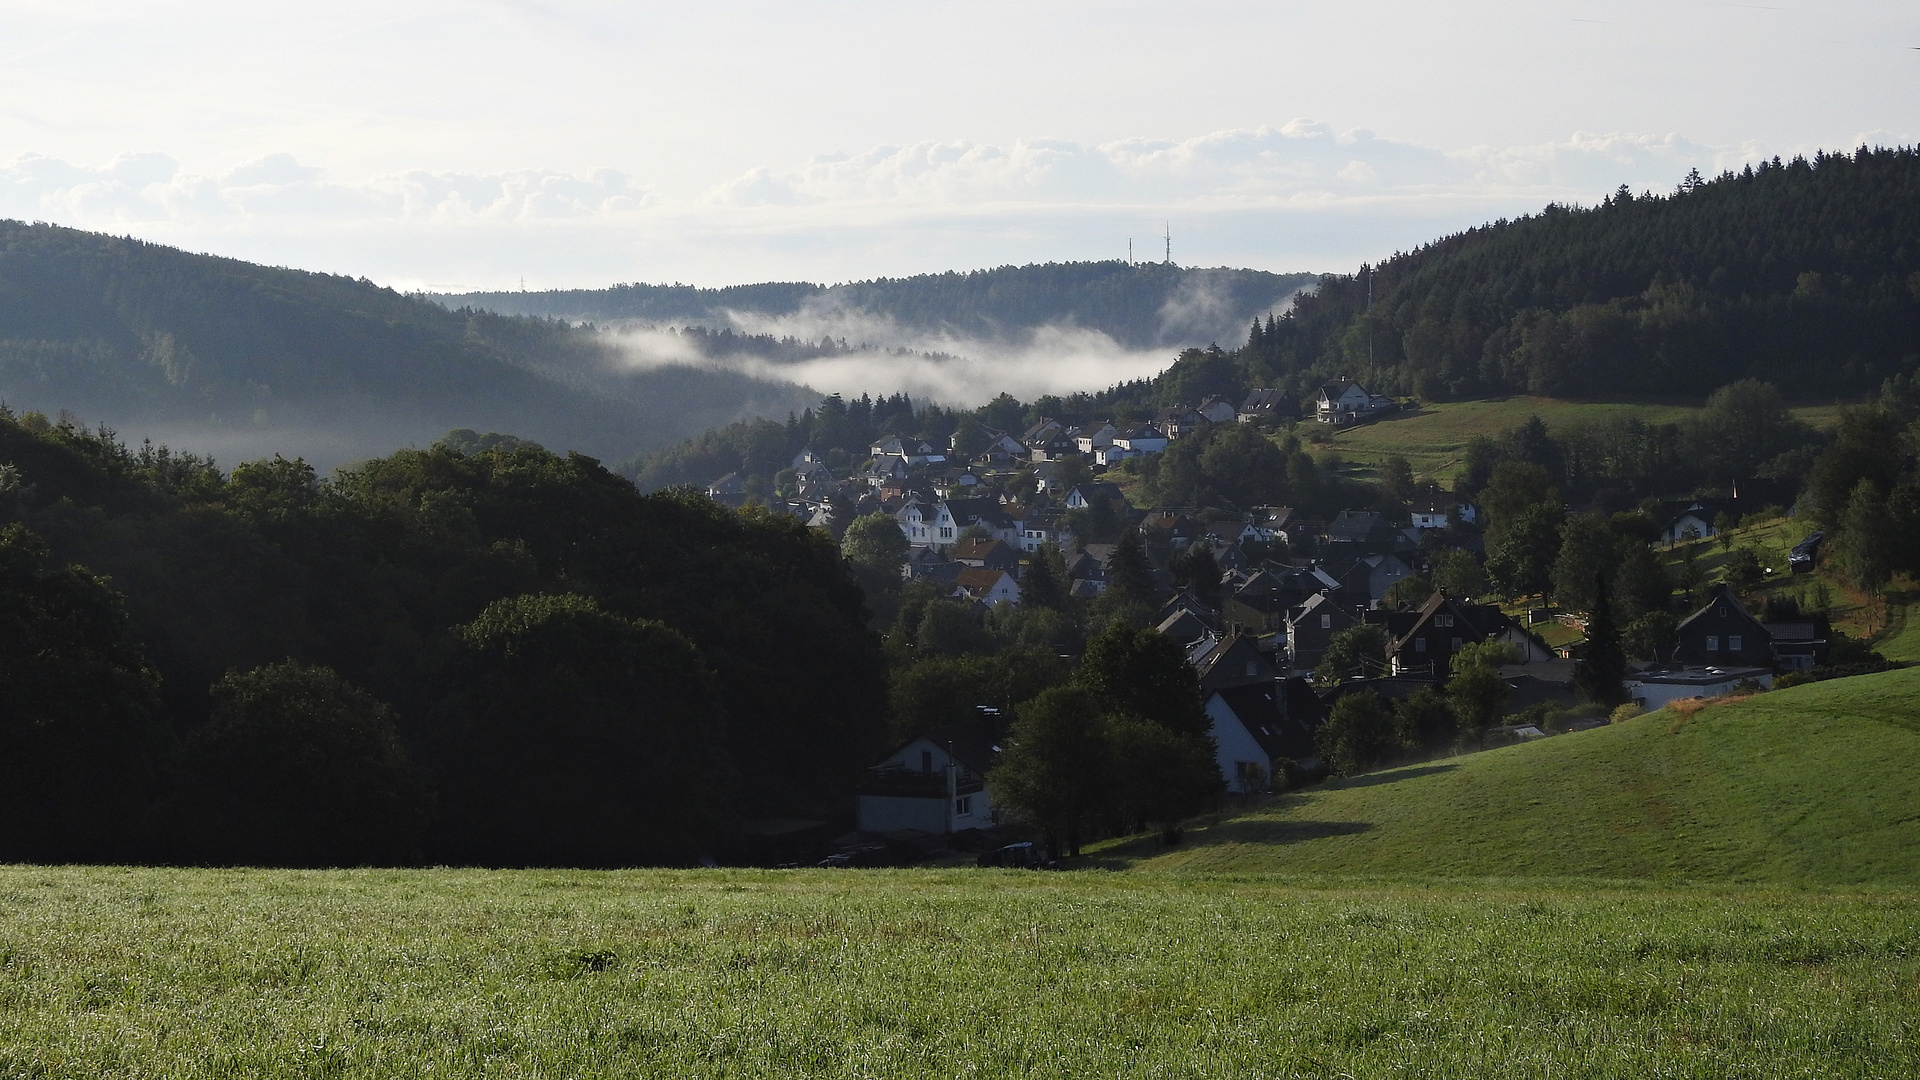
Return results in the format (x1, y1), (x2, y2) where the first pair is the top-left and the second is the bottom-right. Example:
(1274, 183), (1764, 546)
(704, 383), (1834, 864)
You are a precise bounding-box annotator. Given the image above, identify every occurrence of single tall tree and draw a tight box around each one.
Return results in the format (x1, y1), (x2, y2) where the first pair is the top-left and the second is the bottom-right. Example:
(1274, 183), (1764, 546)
(990, 686), (1110, 859)
(1076, 620), (1208, 736)
(1576, 573), (1628, 706)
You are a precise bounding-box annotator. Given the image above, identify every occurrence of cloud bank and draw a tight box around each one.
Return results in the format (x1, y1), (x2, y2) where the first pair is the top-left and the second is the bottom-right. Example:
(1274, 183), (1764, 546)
(0, 122), (1856, 290)
(608, 315), (1179, 410)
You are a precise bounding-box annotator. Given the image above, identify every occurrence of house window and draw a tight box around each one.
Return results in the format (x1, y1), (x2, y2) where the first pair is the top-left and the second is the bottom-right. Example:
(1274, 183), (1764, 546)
(920, 750), (933, 773)
(1321, 614), (1332, 629)
(1729, 635), (1743, 652)
(1451, 637), (1462, 651)
(1415, 638), (1427, 653)
(1244, 660), (1259, 677)
(940, 527), (953, 539)
(954, 795), (972, 816)
(1705, 635), (1720, 652)
(1436, 614), (1454, 628)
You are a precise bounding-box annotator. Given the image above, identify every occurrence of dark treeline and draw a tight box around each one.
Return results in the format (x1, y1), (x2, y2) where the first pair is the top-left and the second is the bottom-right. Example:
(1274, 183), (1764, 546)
(446, 263), (1318, 350)
(1237, 146), (1920, 400)
(0, 408), (886, 866)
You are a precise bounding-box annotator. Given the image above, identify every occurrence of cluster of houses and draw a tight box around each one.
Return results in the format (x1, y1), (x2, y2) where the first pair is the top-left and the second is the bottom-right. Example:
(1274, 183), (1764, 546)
(700, 383), (1832, 852)
(850, 511), (1831, 842)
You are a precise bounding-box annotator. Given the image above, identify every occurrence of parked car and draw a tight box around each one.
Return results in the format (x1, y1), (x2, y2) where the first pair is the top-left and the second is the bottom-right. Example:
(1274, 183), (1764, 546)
(1789, 531), (1824, 573)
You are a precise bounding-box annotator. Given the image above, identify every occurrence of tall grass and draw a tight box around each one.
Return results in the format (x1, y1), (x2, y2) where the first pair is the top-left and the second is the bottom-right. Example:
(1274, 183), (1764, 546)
(0, 865), (1913, 1077)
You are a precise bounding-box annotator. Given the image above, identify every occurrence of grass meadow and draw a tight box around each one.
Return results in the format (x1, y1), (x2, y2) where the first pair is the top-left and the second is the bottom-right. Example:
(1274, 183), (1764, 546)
(1097, 668), (1920, 883)
(1313, 396), (1848, 484)
(0, 865), (1914, 1078)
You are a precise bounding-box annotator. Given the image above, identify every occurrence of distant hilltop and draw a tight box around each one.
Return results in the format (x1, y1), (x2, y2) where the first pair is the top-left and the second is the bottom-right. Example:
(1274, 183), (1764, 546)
(434, 262), (1320, 352)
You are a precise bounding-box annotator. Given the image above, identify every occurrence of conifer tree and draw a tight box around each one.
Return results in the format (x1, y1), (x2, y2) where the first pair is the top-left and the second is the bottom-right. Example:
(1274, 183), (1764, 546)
(1577, 573), (1628, 706)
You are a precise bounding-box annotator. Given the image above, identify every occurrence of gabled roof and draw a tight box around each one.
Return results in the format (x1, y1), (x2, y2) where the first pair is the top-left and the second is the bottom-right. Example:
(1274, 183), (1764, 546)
(952, 537), (1020, 565)
(1209, 682), (1320, 763)
(1190, 626), (1267, 686)
(1323, 509), (1385, 542)
(1158, 609), (1215, 646)
(1240, 388), (1297, 412)
(1676, 584), (1768, 635)
(953, 567), (1015, 596)
(941, 497), (1016, 530)
(1317, 381), (1367, 400)
(1288, 590), (1354, 627)
(884, 723), (1000, 775)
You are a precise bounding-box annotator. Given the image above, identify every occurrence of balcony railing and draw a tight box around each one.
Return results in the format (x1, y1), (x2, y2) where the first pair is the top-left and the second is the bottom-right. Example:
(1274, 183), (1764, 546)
(859, 767), (985, 798)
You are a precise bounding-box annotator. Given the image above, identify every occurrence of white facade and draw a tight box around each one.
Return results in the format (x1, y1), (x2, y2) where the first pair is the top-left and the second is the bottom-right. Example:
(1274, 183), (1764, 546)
(896, 502), (936, 547)
(1624, 666), (1773, 710)
(856, 737), (994, 834)
(1074, 424), (1119, 454)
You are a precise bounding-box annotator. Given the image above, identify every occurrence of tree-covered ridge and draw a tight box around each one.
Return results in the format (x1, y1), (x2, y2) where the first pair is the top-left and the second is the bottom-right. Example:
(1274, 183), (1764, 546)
(1241, 146), (1920, 400)
(445, 262), (1319, 350)
(0, 220), (815, 465)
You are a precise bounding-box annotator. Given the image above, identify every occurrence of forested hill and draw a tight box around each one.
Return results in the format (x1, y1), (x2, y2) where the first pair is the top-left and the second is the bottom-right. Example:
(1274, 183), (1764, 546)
(441, 262), (1319, 350)
(0, 221), (816, 468)
(1236, 145), (1920, 401)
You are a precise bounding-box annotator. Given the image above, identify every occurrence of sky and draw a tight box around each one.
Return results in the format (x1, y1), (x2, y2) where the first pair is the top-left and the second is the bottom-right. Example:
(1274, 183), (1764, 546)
(1, 1), (1915, 291)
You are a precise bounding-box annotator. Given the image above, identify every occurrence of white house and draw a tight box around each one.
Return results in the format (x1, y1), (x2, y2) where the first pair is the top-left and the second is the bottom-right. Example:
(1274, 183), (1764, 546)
(856, 731), (996, 834)
(953, 567), (1021, 606)
(1064, 482), (1126, 510)
(1112, 424), (1170, 455)
(895, 499), (937, 547)
(933, 498), (1022, 546)
(1660, 503), (1718, 545)
(1411, 493), (1452, 530)
(1315, 381), (1374, 422)
(1204, 682), (1323, 793)
(1073, 423), (1119, 455)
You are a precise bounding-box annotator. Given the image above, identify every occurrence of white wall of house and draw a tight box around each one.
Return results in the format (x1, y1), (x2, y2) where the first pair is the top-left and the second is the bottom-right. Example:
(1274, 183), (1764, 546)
(857, 795), (949, 834)
(1204, 695), (1272, 795)
(858, 738), (995, 834)
(1494, 627), (1556, 662)
(1624, 669), (1774, 710)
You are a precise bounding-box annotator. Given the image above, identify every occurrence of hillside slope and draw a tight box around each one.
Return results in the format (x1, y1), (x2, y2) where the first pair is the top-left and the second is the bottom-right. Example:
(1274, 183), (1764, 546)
(1108, 667), (1920, 884)
(1234, 145), (1920, 400)
(0, 221), (814, 468)
(443, 262), (1318, 351)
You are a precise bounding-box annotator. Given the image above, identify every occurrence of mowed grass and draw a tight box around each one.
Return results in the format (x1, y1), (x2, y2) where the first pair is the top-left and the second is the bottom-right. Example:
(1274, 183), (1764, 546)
(1104, 666), (1920, 885)
(1313, 397), (1847, 483)
(0, 866), (1916, 1078)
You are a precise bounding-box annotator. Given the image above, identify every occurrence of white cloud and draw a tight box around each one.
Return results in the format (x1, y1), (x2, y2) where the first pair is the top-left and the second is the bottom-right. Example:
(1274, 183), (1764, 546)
(0, 123), (1848, 290)
(0, 152), (656, 229)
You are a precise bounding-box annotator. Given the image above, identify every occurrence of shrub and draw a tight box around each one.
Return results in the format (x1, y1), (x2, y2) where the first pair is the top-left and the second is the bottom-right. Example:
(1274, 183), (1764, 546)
(1609, 702), (1644, 724)
(169, 662), (428, 866)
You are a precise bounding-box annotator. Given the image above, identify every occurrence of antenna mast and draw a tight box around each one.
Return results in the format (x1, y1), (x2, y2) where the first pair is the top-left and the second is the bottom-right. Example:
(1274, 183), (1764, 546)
(1164, 222), (1171, 265)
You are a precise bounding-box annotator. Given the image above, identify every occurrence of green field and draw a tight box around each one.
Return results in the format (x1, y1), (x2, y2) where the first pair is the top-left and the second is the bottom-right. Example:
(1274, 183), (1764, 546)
(1313, 397), (1848, 483)
(1099, 667), (1920, 883)
(0, 866), (1915, 1078)
(5, 673), (1918, 1076)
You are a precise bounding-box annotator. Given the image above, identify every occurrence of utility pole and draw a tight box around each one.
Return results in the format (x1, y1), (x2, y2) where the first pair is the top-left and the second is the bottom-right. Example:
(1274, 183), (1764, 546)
(1366, 265), (1374, 366)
